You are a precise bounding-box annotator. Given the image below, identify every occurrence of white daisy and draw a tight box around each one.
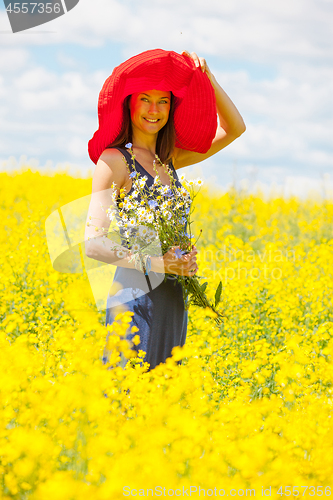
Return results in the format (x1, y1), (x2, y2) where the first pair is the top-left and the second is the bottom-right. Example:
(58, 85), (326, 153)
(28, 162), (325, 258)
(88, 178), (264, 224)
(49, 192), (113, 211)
(137, 207), (147, 218)
(128, 217), (137, 227)
(131, 243), (141, 252)
(139, 176), (148, 188)
(116, 248), (127, 259)
(147, 228), (157, 239)
(162, 209), (171, 220)
(139, 226), (149, 237)
(180, 187), (190, 198)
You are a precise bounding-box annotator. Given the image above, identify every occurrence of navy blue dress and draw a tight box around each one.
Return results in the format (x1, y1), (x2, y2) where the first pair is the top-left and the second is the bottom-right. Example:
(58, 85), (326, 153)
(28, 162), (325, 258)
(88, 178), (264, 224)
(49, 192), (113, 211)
(102, 147), (188, 371)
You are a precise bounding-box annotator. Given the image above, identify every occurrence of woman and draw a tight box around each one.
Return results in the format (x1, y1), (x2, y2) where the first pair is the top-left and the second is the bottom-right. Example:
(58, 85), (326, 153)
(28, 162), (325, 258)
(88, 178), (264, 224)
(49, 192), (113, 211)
(85, 49), (246, 371)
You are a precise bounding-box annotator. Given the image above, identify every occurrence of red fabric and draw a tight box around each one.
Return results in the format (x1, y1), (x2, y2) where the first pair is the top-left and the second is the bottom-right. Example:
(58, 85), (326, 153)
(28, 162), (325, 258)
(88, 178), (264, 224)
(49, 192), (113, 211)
(88, 49), (217, 164)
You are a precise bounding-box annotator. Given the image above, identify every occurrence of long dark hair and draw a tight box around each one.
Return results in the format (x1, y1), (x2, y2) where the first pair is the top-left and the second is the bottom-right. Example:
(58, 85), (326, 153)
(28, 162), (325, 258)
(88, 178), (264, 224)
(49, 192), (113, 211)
(107, 93), (176, 165)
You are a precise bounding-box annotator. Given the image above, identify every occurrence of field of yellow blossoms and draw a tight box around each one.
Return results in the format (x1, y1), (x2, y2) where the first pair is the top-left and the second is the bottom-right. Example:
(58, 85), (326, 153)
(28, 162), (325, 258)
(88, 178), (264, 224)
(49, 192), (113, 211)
(1, 166), (333, 499)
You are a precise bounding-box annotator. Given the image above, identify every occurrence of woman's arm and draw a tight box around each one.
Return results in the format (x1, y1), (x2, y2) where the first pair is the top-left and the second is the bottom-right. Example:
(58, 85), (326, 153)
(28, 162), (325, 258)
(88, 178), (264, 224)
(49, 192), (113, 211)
(173, 51), (246, 169)
(84, 148), (134, 266)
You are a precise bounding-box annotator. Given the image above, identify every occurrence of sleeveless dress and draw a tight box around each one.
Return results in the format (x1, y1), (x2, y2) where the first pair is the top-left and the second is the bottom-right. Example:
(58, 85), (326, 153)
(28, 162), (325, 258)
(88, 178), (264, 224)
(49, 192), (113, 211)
(102, 147), (188, 371)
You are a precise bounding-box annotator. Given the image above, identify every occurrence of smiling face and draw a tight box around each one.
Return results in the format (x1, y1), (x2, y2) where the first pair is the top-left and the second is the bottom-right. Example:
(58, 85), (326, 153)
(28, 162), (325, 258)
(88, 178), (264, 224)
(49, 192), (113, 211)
(128, 89), (171, 138)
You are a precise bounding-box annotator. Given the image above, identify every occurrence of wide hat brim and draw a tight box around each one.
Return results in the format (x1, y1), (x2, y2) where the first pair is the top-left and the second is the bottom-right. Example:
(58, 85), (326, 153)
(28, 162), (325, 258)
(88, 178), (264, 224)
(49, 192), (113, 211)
(88, 49), (217, 165)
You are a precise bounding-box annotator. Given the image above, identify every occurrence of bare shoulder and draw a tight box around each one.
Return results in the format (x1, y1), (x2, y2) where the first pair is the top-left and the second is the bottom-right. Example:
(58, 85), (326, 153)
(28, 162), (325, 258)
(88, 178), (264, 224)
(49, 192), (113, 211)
(92, 148), (128, 193)
(99, 148), (128, 174)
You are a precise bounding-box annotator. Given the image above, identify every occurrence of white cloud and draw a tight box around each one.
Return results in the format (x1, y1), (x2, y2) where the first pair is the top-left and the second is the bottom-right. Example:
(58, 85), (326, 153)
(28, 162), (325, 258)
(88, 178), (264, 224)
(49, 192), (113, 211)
(12, 67), (106, 111)
(67, 136), (90, 158)
(217, 64), (333, 122)
(210, 174), (333, 201)
(0, 48), (31, 72)
(212, 64), (333, 169)
(1, 0), (332, 66)
(0, 65), (105, 160)
(56, 51), (81, 69)
(14, 66), (55, 91)
(1, 60), (332, 175)
(0, 0), (332, 197)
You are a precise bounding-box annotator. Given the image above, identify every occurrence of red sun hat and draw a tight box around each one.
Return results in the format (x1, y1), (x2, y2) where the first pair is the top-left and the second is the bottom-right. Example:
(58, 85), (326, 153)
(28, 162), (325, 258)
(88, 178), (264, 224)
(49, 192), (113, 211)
(88, 49), (217, 164)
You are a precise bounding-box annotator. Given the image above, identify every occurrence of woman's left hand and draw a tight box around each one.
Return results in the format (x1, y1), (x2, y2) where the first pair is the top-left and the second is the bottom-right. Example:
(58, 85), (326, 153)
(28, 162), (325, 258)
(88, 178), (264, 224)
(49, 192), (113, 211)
(182, 50), (214, 82)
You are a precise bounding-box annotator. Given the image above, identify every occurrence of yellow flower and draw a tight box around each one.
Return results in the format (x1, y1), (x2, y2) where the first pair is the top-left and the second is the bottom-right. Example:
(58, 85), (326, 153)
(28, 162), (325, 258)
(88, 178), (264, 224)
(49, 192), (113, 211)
(132, 334), (141, 346)
(2, 167), (333, 493)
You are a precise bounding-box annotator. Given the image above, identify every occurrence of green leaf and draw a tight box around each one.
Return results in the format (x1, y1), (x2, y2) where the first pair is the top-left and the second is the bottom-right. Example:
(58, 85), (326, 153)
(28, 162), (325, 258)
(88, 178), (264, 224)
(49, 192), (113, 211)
(214, 281), (222, 307)
(200, 282), (208, 293)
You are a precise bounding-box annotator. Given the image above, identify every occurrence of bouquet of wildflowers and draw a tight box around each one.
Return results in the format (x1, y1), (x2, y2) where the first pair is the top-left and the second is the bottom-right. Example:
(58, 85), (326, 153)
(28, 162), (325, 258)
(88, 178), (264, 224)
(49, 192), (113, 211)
(90, 143), (224, 325)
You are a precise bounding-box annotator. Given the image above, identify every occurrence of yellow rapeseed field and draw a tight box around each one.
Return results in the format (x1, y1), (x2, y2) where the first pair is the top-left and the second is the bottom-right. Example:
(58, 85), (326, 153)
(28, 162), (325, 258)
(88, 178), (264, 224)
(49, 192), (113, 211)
(1, 167), (333, 499)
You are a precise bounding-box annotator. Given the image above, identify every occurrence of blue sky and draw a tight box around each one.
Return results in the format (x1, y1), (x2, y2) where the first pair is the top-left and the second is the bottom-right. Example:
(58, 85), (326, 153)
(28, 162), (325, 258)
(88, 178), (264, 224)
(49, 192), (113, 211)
(0, 0), (332, 197)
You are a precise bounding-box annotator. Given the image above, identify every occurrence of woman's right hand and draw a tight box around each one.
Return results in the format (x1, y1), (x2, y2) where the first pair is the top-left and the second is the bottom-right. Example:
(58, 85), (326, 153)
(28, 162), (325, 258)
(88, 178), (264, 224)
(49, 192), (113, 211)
(162, 245), (198, 277)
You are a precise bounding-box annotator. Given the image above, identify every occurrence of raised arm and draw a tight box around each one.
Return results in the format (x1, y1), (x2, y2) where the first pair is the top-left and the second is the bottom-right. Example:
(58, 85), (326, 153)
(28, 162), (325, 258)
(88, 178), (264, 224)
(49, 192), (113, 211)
(173, 50), (246, 169)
